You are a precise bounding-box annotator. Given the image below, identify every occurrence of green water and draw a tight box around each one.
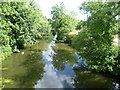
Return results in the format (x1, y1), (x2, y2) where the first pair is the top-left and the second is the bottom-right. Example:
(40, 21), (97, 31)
(2, 40), (48, 88)
(2, 40), (120, 89)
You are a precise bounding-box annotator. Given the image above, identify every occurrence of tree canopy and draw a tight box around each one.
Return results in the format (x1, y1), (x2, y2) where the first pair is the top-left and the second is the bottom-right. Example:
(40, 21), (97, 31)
(51, 2), (78, 42)
(0, 1), (52, 60)
(72, 2), (120, 75)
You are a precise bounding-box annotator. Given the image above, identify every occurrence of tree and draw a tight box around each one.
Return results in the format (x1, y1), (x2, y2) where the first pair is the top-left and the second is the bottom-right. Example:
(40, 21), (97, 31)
(72, 2), (120, 75)
(51, 2), (78, 42)
(0, 1), (52, 60)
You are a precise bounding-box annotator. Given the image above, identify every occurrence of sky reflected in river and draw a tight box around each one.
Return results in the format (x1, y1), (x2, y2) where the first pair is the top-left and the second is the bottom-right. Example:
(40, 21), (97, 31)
(34, 36), (119, 89)
(34, 64), (75, 88)
(2, 38), (120, 89)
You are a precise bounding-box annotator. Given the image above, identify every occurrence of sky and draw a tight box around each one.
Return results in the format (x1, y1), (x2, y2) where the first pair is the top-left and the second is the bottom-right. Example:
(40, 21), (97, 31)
(36, 0), (88, 20)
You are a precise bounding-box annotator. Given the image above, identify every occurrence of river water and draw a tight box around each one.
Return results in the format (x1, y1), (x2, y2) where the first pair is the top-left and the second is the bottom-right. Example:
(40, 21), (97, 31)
(2, 35), (120, 89)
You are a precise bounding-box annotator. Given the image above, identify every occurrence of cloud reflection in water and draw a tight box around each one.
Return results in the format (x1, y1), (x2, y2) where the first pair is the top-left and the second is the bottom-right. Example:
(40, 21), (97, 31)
(34, 63), (75, 88)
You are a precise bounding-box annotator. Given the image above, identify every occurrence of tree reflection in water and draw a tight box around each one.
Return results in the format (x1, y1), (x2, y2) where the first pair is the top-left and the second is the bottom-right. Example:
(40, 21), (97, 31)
(73, 71), (114, 89)
(52, 43), (78, 71)
(2, 41), (46, 88)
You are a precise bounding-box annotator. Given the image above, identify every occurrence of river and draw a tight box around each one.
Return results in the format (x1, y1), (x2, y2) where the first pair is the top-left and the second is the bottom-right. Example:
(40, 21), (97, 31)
(2, 35), (120, 89)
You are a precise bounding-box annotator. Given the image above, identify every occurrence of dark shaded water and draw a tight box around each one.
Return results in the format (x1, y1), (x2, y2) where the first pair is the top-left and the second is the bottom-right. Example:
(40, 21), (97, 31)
(2, 36), (120, 89)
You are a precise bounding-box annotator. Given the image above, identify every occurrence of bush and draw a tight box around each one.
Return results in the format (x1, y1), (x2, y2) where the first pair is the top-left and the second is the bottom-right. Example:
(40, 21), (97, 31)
(72, 2), (120, 75)
(0, 1), (52, 61)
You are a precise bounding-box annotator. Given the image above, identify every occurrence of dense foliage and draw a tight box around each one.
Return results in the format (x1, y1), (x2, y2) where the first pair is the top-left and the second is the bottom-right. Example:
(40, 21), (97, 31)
(51, 2), (78, 42)
(76, 21), (84, 30)
(72, 2), (120, 75)
(1, 1), (120, 89)
(0, 1), (52, 60)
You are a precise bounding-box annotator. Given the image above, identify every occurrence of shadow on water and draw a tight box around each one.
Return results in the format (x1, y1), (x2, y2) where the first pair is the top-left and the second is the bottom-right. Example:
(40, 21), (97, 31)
(2, 40), (48, 88)
(73, 71), (113, 89)
(2, 36), (120, 89)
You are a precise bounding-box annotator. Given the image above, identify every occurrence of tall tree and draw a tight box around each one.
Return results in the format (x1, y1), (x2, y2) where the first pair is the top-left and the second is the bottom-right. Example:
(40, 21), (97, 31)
(72, 2), (120, 75)
(51, 2), (78, 42)
(0, 1), (52, 60)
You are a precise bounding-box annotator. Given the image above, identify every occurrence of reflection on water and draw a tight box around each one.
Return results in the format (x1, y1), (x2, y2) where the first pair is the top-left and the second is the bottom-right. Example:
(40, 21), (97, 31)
(73, 71), (113, 88)
(34, 35), (76, 88)
(34, 64), (75, 88)
(2, 37), (120, 89)
(42, 35), (57, 62)
(2, 40), (48, 88)
(52, 44), (78, 71)
(34, 36), (120, 89)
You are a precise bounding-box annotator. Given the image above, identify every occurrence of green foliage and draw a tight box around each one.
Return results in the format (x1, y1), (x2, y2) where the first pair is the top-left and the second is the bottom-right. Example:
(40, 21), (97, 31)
(51, 2), (78, 42)
(76, 21), (85, 30)
(72, 2), (120, 75)
(0, 1), (52, 60)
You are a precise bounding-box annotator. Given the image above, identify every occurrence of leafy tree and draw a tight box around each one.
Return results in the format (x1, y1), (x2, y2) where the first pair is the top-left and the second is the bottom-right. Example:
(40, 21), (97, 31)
(0, 1), (52, 88)
(70, 11), (78, 19)
(51, 2), (78, 42)
(76, 20), (85, 30)
(72, 2), (120, 75)
(0, 1), (52, 60)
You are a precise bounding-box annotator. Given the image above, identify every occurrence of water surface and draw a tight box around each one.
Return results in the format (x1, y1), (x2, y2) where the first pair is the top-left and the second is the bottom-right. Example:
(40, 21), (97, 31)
(2, 37), (120, 89)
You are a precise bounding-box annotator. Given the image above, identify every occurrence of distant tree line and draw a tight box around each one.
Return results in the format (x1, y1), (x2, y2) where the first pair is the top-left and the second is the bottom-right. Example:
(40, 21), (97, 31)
(50, 2), (79, 42)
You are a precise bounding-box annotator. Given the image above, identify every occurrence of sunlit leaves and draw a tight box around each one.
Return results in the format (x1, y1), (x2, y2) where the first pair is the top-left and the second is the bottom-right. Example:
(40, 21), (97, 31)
(72, 2), (120, 75)
(1, 1), (52, 60)
(51, 2), (78, 42)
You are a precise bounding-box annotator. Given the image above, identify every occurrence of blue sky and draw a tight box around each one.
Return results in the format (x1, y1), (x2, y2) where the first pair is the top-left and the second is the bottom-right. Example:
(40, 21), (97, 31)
(36, 0), (87, 20)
